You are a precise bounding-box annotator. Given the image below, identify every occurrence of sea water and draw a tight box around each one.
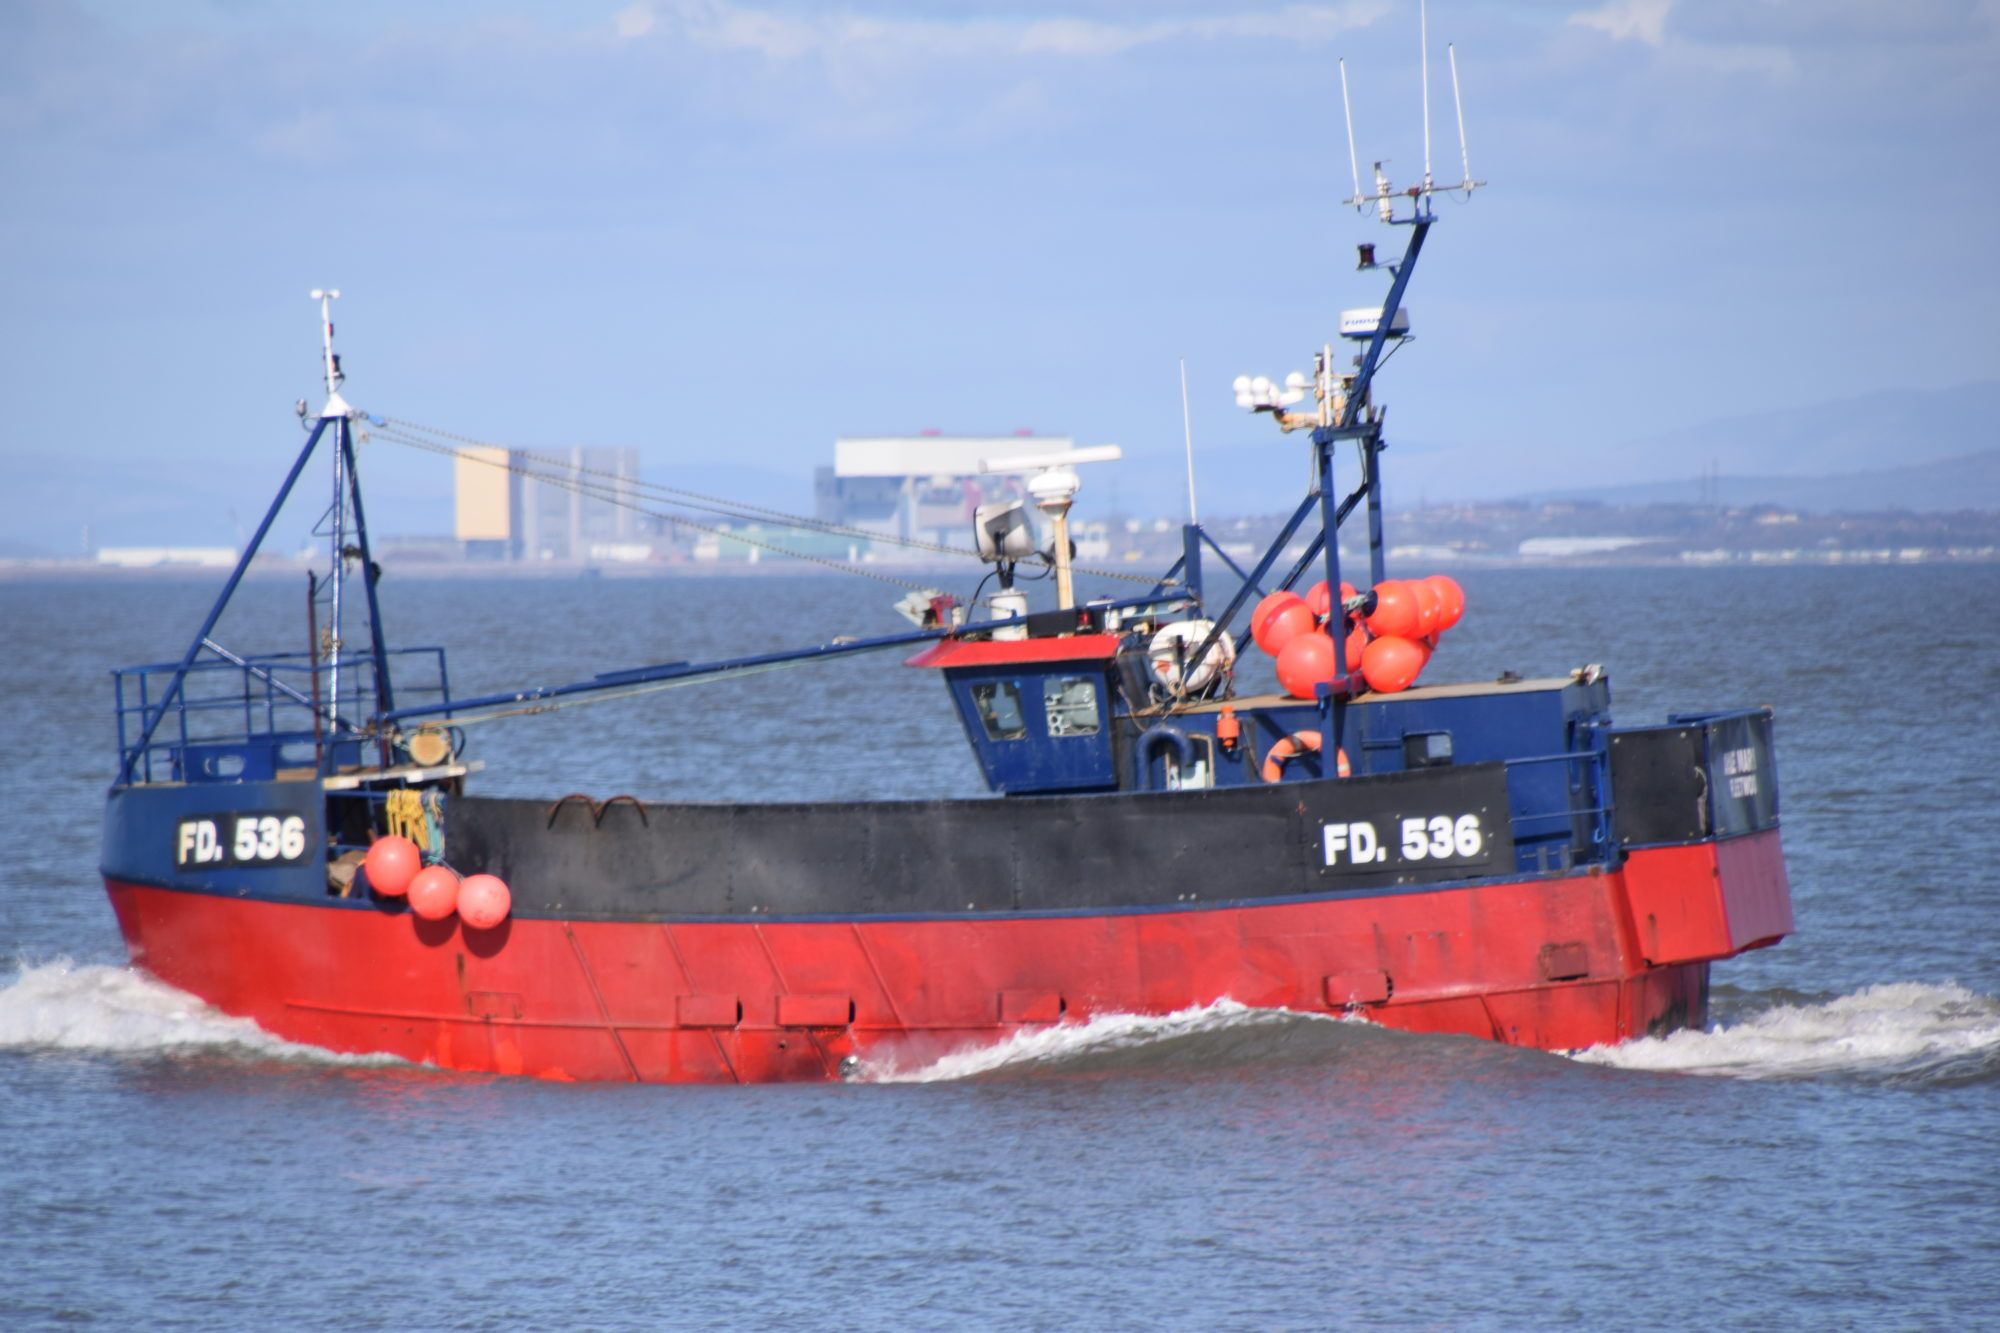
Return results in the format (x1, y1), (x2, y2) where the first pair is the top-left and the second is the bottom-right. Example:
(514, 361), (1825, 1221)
(2, 565), (1996, 1329)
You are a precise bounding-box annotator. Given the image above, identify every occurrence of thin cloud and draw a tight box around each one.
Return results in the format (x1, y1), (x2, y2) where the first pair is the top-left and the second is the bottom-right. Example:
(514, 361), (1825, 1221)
(1569, 0), (1672, 47)
(1568, 0), (1795, 79)
(612, 3), (655, 40)
(612, 2), (1389, 62)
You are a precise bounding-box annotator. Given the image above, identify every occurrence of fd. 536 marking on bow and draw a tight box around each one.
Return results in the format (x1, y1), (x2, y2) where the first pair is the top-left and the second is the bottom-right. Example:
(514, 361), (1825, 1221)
(175, 814), (309, 869)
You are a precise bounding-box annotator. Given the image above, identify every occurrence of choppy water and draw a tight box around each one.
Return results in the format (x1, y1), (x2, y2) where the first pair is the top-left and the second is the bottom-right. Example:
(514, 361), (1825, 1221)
(2, 565), (1997, 1328)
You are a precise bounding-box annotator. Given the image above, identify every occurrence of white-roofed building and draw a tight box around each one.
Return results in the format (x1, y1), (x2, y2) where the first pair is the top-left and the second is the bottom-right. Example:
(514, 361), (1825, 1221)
(815, 433), (1073, 549)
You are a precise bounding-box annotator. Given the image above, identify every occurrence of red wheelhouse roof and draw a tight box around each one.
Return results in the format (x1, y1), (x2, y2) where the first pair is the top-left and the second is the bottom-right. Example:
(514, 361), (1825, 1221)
(904, 634), (1122, 669)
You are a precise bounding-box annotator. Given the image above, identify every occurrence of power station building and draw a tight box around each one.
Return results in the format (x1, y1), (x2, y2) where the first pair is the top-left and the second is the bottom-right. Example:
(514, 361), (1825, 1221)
(448, 433), (1099, 566)
(454, 446), (643, 561)
(814, 434), (1075, 548)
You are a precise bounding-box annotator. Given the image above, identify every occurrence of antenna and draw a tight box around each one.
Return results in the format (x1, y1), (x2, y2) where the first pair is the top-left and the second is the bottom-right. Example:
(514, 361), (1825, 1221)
(1179, 358), (1198, 525)
(1341, 11), (1483, 220)
(306, 287), (349, 725)
(979, 445), (1123, 612)
(1338, 58), (1362, 206)
(1420, 0), (1433, 191)
(978, 445), (1123, 473)
(1448, 42), (1472, 189)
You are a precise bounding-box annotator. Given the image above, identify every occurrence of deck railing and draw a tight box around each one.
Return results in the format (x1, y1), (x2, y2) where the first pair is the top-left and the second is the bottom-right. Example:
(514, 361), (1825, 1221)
(1503, 747), (1613, 874)
(113, 646), (452, 784)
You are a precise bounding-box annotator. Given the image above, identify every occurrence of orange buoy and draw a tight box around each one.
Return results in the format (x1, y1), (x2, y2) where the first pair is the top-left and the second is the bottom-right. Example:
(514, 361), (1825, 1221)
(1309, 581), (1367, 623)
(1410, 578), (1442, 637)
(1275, 631), (1336, 699)
(1426, 574), (1466, 631)
(1343, 622), (1371, 673)
(1260, 730), (1351, 782)
(1361, 635), (1427, 693)
(1255, 598), (1317, 657)
(1216, 704), (1241, 749)
(407, 865), (460, 921)
(458, 874), (513, 930)
(1365, 580), (1423, 640)
(1251, 591), (1302, 646)
(363, 835), (420, 898)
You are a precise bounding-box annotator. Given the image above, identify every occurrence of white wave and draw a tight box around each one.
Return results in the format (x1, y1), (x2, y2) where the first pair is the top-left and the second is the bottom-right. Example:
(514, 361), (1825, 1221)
(0, 958), (399, 1066)
(862, 998), (1350, 1083)
(1573, 981), (2000, 1082)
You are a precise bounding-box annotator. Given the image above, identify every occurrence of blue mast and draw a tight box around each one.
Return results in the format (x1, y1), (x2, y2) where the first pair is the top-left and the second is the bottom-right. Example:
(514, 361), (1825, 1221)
(114, 289), (396, 785)
(1313, 210), (1429, 749)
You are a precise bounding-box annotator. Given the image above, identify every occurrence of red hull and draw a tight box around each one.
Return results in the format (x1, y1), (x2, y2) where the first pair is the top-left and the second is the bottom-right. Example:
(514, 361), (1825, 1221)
(104, 830), (1788, 1083)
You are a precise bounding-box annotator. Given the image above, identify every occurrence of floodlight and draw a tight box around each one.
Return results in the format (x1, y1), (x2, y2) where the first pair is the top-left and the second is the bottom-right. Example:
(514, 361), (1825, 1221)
(974, 500), (1036, 562)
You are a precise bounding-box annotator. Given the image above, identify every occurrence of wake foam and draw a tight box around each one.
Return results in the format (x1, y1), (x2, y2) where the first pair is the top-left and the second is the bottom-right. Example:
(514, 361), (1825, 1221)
(0, 958), (399, 1067)
(1574, 982), (2000, 1085)
(871, 985), (2000, 1087)
(861, 999), (1368, 1083)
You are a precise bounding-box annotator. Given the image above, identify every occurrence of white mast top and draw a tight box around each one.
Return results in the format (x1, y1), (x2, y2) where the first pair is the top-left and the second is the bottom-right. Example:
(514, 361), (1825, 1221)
(311, 288), (350, 418)
(1420, 0), (1433, 192)
(1179, 358), (1198, 525)
(1338, 58), (1363, 205)
(1449, 42), (1474, 188)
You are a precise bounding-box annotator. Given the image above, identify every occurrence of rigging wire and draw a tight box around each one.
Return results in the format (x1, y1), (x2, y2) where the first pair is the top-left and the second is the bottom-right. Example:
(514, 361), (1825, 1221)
(370, 425), (943, 592)
(377, 415), (994, 562)
(366, 420), (1167, 586)
(422, 647), (899, 730)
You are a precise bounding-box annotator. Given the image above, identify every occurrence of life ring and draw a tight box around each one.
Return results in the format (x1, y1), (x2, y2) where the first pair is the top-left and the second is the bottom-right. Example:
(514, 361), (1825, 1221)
(1260, 730), (1351, 782)
(1138, 724), (1194, 790)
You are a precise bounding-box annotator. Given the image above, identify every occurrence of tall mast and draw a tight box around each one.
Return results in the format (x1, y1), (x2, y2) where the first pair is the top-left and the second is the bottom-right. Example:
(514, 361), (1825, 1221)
(1420, 0), (1433, 193)
(311, 288), (349, 739)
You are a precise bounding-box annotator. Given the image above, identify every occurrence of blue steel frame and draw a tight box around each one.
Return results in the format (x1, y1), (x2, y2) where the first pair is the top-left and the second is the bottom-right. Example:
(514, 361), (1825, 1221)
(112, 647), (451, 785)
(378, 216), (1443, 747)
(115, 214), (1434, 786)
(114, 412), (398, 786)
(113, 395), (1200, 782)
(1169, 215), (1432, 732)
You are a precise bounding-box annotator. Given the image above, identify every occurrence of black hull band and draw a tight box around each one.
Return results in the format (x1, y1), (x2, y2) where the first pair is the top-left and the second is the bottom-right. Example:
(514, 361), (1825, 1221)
(446, 763), (1516, 919)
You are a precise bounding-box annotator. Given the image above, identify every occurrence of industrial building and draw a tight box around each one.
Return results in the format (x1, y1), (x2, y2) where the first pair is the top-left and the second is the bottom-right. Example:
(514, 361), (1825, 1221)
(446, 433), (1104, 567)
(814, 434), (1075, 548)
(454, 446), (643, 562)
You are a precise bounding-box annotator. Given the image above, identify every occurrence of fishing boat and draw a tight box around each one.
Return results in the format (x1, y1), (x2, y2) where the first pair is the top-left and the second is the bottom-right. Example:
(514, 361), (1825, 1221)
(98, 132), (1792, 1083)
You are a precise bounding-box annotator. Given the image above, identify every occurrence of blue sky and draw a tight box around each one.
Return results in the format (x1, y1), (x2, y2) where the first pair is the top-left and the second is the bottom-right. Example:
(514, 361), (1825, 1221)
(3, 0), (1996, 551)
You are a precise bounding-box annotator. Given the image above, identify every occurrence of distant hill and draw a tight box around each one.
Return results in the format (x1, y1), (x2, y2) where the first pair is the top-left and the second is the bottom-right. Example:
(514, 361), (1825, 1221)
(1519, 448), (2000, 513)
(1106, 381), (2000, 519)
(12, 382), (1991, 557)
(1592, 380), (2000, 482)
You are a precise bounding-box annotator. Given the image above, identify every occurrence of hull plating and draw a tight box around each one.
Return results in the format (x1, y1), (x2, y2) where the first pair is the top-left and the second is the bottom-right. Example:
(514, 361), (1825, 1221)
(101, 830), (1784, 1083)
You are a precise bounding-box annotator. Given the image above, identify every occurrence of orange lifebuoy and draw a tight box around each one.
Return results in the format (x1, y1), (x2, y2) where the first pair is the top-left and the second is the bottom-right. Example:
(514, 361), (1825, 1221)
(1260, 729), (1351, 782)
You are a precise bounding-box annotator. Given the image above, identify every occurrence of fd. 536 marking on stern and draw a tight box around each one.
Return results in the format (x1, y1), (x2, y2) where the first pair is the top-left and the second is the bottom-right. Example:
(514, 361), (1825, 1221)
(175, 814), (310, 869)
(1323, 813), (1489, 870)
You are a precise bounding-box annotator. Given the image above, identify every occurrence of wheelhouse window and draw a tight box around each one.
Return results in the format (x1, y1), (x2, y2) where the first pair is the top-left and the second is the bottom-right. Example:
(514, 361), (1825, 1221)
(1043, 676), (1101, 737)
(971, 681), (1028, 740)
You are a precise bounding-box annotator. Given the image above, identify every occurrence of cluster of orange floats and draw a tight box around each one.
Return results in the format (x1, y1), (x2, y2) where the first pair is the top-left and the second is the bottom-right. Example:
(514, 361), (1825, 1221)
(1250, 574), (1466, 699)
(359, 834), (514, 929)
